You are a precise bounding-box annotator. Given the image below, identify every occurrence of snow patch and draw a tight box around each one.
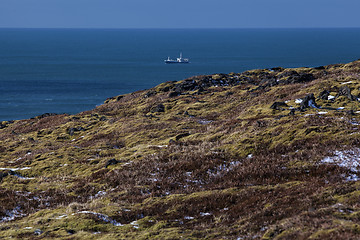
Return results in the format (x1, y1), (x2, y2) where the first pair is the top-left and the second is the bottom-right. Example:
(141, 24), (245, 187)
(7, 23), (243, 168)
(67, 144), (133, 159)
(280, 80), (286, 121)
(341, 81), (353, 85)
(0, 167), (31, 171)
(317, 112), (328, 115)
(321, 148), (360, 181)
(295, 99), (303, 104)
(0, 206), (25, 222)
(77, 211), (123, 226)
(328, 95), (335, 100)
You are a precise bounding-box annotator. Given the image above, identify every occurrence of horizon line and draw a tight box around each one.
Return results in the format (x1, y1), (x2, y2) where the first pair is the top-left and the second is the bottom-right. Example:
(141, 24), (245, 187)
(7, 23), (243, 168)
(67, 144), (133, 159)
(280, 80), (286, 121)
(1, 27), (360, 30)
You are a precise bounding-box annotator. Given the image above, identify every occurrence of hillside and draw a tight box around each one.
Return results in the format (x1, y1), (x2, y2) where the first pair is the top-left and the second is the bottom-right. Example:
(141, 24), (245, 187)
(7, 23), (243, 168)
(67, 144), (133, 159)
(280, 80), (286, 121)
(2, 60), (360, 239)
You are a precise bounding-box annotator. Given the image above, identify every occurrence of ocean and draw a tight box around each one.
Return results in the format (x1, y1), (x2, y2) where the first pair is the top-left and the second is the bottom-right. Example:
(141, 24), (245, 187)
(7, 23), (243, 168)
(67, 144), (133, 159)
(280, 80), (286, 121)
(0, 28), (360, 121)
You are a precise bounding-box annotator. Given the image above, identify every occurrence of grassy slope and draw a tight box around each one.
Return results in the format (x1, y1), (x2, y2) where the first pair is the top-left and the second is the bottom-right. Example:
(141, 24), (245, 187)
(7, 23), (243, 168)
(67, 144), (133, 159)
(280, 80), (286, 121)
(1, 60), (360, 239)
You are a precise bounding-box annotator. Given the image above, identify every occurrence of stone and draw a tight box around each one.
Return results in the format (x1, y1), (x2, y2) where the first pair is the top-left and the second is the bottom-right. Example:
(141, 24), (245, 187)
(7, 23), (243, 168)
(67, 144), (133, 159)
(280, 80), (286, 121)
(151, 104), (165, 113)
(175, 133), (190, 141)
(318, 90), (330, 100)
(270, 102), (288, 110)
(105, 159), (120, 168)
(168, 91), (181, 97)
(336, 86), (356, 100)
(300, 93), (319, 111)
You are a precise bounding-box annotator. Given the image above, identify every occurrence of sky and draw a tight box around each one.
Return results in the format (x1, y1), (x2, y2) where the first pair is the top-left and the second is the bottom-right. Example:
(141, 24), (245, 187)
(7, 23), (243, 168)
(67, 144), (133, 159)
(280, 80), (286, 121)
(0, 0), (360, 29)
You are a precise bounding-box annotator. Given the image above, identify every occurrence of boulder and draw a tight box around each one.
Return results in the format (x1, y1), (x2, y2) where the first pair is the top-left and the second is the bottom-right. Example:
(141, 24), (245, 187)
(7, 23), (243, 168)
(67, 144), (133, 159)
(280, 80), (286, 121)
(336, 86), (357, 100)
(270, 102), (289, 110)
(105, 159), (120, 168)
(300, 93), (319, 111)
(68, 126), (85, 136)
(151, 104), (165, 113)
(318, 90), (330, 100)
(168, 91), (181, 97)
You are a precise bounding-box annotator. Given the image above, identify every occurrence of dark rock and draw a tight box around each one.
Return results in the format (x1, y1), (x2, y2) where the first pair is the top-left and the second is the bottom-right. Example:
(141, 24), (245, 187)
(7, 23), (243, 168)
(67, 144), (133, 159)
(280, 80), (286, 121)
(36, 113), (58, 119)
(270, 102), (289, 110)
(174, 79), (198, 92)
(161, 86), (171, 92)
(67, 229), (76, 235)
(289, 109), (296, 116)
(348, 110), (355, 116)
(168, 91), (181, 97)
(68, 127), (85, 136)
(34, 229), (43, 235)
(151, 104), (165, 113)
(279, 71), (315, 84)
(225, 91), (234, 96)
(256, 121), (267, 127)
(116, 95), (124, 101)
(105, 159), (120, 168)
(144, 90), (156, 98)
(336, 86), (357, 100)
(271, 67), (285, 72)
(175, 133), (190, 141)
(300, 93), (319, 111)
(278, 70), (299, 78)
(314, 66), (325, 70)
(0, 171), (9, 181)
(318, 90), (330, 100)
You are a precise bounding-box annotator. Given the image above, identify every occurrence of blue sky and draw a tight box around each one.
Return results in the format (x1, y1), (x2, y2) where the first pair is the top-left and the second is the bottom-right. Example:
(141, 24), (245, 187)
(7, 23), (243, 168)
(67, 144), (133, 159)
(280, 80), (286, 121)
(0, 0), (359, 28)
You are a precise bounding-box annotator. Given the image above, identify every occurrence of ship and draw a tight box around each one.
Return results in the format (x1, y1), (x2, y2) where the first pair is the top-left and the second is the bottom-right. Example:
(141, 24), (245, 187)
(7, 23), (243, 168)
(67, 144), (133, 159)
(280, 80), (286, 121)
(164, 53), (189, 64)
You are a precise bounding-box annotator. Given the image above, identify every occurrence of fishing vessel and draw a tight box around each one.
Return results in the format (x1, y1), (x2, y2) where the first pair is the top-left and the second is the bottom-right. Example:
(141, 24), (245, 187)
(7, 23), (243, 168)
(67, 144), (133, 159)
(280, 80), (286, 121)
(164, 53), (189, 64)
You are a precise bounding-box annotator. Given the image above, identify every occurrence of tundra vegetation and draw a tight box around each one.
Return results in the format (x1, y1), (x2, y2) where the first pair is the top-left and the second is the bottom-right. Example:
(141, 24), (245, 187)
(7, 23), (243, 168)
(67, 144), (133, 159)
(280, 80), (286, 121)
(2, 60), (360, 239)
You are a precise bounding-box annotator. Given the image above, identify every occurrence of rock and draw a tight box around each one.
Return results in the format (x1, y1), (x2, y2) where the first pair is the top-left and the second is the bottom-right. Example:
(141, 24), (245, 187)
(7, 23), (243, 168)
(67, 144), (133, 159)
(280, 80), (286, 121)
(318, 90), (330, 100)
(314, 66), (325, 70)
(34, 229), (43, 235)
(0, 171), (9, 181)
(279, 71), (315, 84)
(174, 79), (198, 92)
(270, 102), (288, 110)
(336, 86), (357, 100)
(175, 133), (190, 141)
(151, 104), (165, 113)
(168, 91), (181, 97)
(144, 90), (156, 98)
(116, 95), (124, 101)
(300, 93), (319, 111)
(68, 127), (85, 136)
(271, 67), (285, 72)
(35, 113), (58, 119)
(105, 159), (120, 168)
(289, 109), (296, 116)
(67, 229), (76, 235)
(161, 86), (171, 92)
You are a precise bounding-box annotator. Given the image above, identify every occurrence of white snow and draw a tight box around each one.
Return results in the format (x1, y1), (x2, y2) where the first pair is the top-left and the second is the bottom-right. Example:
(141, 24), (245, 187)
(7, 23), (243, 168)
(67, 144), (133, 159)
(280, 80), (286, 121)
(295, 99), (303, 104)
(337, 107), (345, 110)
(328, 95), (335, 100)
(0, 206), (25, 222)
(321, 148), (360, 181)
(0, 167), (31, 171)
(317, 112), (328, 115)
(77, 211), (123, 226)
(55, 214), (68, 219)
(184, 216), (194, 220)
(130, 220), (139, 229)
(200, 212), (211, 216)
(341, 81), (353, 85)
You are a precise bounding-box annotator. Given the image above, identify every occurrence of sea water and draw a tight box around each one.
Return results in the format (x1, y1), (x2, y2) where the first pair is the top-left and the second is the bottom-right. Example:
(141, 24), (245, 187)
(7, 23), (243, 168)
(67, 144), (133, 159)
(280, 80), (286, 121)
(0, 28), (360, 121)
